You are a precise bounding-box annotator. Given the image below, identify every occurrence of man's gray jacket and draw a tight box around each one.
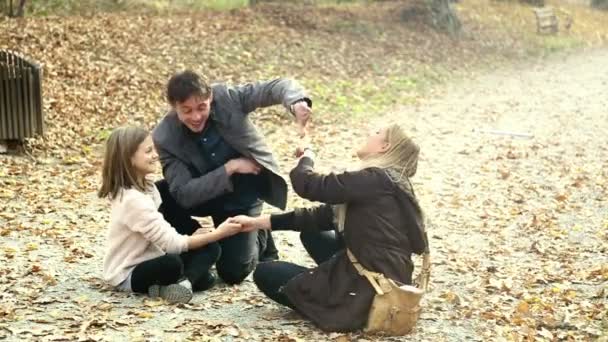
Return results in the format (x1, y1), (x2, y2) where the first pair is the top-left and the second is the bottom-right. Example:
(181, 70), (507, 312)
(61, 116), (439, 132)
(152, 78), (310, 211)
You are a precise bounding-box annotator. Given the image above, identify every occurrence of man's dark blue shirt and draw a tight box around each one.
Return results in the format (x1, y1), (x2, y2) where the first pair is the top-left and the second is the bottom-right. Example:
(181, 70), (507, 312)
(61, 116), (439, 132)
(198, 117), (264, 211)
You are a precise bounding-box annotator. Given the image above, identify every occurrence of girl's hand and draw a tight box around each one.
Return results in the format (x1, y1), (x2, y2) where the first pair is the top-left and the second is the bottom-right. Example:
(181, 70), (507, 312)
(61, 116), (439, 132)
(216, 218), (243, 238)
(232, 215), (271, 232)
(231, 215), (259, 232)
(193, 226), (214, 235)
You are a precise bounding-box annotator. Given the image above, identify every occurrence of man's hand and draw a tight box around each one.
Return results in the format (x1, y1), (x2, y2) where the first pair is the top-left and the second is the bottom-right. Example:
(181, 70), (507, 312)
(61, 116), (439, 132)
(225, 157), (262, 176)
(292, 100), (312, 137)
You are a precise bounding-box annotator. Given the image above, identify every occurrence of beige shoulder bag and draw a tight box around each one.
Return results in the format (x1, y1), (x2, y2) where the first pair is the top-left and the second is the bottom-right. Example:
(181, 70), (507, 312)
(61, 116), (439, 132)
(347, 249), (431, 335)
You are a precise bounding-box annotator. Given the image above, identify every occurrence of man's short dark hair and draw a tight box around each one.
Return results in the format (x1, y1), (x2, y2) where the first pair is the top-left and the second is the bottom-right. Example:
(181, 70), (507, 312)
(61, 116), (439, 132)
(166, 70), (212, 105)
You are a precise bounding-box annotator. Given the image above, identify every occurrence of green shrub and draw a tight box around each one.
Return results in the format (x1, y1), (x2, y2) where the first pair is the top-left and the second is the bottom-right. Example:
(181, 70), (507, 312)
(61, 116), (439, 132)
(592, 0), (608, 10)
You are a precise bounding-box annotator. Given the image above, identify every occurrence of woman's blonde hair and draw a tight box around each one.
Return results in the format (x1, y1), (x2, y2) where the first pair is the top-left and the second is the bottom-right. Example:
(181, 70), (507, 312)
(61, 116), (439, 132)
(335, 123), (422, 232)
(360, 123), (420, 178)
(98, 126), (152, 200)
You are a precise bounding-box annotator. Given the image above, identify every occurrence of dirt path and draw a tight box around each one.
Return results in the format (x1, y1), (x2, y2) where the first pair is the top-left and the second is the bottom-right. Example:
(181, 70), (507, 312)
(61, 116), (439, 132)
(1, 49), (607, 341)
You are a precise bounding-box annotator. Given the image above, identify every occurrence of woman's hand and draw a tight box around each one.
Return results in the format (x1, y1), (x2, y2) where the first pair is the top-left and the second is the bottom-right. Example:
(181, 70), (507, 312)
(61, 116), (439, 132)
(295, 146), (307, 158)
(295, 146), (315, 159)
(216, 217), (243, 238)
(232, 215), (271, 232)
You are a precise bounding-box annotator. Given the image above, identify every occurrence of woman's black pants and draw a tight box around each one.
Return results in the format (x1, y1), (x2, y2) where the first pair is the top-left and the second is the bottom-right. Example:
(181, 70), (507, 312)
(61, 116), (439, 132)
(253, 230), (344, 308)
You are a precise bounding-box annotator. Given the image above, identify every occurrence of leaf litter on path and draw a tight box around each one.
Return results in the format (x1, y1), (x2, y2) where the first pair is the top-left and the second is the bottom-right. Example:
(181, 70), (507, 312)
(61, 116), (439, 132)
(1, 3), (607, 341)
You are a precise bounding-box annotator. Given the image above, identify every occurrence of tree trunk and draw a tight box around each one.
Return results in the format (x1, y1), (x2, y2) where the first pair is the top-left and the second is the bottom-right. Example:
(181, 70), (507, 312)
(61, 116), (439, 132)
(428, 0), (461, 36)
(6, 0), (26, 17)
(15, 0), (26, 17)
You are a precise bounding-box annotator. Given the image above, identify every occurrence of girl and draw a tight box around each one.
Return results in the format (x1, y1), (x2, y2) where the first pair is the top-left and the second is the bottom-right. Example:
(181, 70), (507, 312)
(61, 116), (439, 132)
(99, 126), (242, 304)
(234, 124), (427, 332)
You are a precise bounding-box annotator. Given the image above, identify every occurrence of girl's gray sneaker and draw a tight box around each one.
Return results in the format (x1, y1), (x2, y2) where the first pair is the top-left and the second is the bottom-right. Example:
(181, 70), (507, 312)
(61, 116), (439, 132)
(148, 282), (193, 304)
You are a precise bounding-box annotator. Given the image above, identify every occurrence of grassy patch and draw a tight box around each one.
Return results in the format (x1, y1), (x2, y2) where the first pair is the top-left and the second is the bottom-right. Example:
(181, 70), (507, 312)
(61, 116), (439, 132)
(25, 0), (130, 16)
(534, 35), (584, 54)
(306, 73), (434, 120)
(20, 0), (250, 16)
(153, 0), (249, 11)
(19, 0), (377, 16)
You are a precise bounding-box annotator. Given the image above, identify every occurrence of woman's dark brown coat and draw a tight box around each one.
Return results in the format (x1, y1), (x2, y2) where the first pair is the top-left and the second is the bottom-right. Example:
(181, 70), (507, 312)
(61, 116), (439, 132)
(281, 157), (423, 332)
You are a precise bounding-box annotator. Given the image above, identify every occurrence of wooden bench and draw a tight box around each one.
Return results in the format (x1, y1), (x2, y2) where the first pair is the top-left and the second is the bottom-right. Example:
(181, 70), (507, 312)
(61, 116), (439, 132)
(533, 7), (558, 34)
(0, 50), (44, 141)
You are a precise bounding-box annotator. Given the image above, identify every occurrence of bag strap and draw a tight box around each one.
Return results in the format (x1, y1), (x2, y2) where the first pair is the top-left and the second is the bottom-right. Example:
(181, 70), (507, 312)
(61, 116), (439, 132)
(416, 253), (431, 291)
(347, 248), (431, 293)
(416, 223), (431, 291)
(346, 249), (387, 295)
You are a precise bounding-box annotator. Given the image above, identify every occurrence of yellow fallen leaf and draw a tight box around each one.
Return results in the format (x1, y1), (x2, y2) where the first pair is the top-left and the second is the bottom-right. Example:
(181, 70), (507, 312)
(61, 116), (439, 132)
(440, 290), (461, 304)
(335, 336), (350, 342)
(25, 242), (39, 251)
(3, 246), (18, 258)
(0, 213), (15, 220)
(98, 303), (113, 311)
(144, 299), (164, 307)
(516, 301), (529, 314)
(43, 274), (58, 285)
(0, 189), (14, 198)
(550, 229), (566, 238)
(48, 310), (62, 319)
(75, 295), (89, 303)
(138, 312), (154, 319)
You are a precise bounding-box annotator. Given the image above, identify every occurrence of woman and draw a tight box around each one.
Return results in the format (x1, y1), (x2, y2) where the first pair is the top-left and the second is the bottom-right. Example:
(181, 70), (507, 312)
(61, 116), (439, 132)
(235, 124), (427, 332)
(99, 126), (242, 303)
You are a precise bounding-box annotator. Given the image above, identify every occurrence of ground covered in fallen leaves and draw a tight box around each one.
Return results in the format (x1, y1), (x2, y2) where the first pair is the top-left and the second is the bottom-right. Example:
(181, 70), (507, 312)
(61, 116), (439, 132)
(1, 1), (607, 341)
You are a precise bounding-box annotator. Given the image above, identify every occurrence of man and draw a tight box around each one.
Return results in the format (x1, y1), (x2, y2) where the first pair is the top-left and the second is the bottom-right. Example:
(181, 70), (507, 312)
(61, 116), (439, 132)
(153, 70), (312, 285)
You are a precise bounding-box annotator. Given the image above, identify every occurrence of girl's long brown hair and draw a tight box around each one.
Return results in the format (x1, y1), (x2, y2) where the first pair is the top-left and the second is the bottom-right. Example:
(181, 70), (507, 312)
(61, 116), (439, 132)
(98, 126), (151, 200)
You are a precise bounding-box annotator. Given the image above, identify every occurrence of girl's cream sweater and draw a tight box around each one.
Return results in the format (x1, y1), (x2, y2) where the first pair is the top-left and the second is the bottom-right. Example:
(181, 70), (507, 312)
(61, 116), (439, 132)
(103, 186), (188, 286)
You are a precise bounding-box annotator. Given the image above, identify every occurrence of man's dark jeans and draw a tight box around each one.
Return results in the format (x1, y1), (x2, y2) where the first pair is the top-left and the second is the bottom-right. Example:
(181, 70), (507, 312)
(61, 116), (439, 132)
(156, 180), (278, 285)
